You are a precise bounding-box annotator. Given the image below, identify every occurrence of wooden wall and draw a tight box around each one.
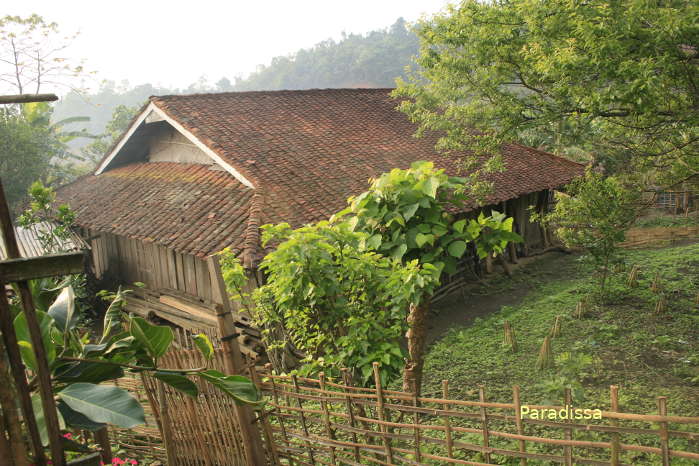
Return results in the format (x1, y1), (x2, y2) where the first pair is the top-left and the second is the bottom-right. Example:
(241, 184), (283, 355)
(86, 230), (219, 304)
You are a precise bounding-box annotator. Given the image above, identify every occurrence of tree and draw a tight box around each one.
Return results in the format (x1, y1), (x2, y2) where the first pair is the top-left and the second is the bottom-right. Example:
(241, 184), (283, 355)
(249, 221), (437, 386)
(395, 0), (699, 184)
(0, 105), (55, 208)
(537, 169), (640, 291)
(346, 161), (520, 392)
(81, 105), (137, 165)
(0, 15), (87, 94)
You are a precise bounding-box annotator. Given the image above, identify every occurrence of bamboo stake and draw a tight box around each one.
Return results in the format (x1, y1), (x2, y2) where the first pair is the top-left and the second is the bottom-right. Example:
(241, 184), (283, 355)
(442, 380), (454, 463)
(268, 369), (293, 466)
(412, 378), (422, 464)
(94, 427), (112, 465)
(372, 362), (394, 463)
(292, 375), (316, 464)
(250, 366), (281, 465)
(512, 386), (526, 466)
(0, 179), (64, 466)
(207, 256), (267, 465)
(318, 373), (337, 464)
(536, 336), (553, 370)
(563, 388), (573, 466)
(340, 368), (362, 462)
(0, 340), (27, 466)
(0, 401), (15, 466)
(504, 321), (518, 352)
(479, 386), (491, 463)
(657, 397), (670, 466)
(550, 316), (561, 338)
(610, 385), (620, 466)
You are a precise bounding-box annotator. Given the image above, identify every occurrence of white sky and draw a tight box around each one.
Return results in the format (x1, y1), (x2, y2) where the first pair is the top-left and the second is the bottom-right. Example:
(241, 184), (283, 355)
(6, 0), (451, 91)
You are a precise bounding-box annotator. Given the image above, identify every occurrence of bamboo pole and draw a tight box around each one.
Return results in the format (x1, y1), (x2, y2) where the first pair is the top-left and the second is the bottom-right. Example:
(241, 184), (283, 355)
(373, 362), (393, 463)
(657, 397), (670, 466)
(207, 256), (268, 465)
(512, 386), (526, 466)
(0, 179), (64, 466)
(341, 368), (363, 462)
(268, 364), (293, 466)
(478, 386), (491, 463)
(0, 402), (15, 466)
(563, 388), (573, 466)
(610, 385), (620, 466)
(155, 380), (175, 465)
(0, 339), (27, 466)
(318, 373), (337, 464)
(250, 367), (280, 466)
(0, 94), (58, 104)
(94, 428), (112, 465)
(442, 380), (454, 463)
(292, 375), (316, 464)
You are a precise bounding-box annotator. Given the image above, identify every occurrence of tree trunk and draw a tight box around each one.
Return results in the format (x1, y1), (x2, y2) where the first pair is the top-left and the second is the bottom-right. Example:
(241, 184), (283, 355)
(403, 299), (430, 395)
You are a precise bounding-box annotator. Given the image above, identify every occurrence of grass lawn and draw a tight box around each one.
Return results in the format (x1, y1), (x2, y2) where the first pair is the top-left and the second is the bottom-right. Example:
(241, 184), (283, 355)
(422, 242), (699, 464)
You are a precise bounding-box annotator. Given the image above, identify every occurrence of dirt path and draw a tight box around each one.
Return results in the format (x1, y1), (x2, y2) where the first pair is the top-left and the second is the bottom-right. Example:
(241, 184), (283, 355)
(427, 250), (577, 345)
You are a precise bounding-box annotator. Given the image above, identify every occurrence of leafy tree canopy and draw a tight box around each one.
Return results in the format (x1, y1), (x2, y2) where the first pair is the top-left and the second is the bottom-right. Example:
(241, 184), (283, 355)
(395, 0), (699, 184)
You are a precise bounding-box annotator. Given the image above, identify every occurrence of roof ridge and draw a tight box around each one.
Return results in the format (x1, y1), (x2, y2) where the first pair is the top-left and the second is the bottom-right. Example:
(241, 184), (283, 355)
(150, 87), (395, 101)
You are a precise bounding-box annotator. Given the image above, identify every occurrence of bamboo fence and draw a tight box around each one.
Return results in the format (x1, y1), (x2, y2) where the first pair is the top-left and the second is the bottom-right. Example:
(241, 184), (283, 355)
(109, 338), (699, 466)
(261, 364), (699, 465)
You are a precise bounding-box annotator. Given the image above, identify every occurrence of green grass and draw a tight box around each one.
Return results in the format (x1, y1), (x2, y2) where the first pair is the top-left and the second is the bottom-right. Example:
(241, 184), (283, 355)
(422, 243), (699, 464)
(634, 214), (698, 228)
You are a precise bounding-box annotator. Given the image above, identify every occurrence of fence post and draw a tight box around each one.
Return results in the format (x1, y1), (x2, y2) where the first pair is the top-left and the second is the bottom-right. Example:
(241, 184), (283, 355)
(292, 374), (316, 464)
(442, 380), (454, 463)
(610, 385), (621, 466)
(512, 385), (527, 466)
(657, 397), (671, 466)
(340, 368), (363, 462)
(373, 362), (394, 464)
(318, 373), (337, 464)
(207, 256), (268, 466)
(479, 386), (491, 463)
(563, 388), (573, 466)
(266, 365), (292, 465)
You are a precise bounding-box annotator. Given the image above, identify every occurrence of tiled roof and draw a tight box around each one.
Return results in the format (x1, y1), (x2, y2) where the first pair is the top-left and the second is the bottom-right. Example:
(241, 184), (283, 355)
(150, 89), (584, 227)
(61, 89), (584, 261)
(57, 163), (254, 258)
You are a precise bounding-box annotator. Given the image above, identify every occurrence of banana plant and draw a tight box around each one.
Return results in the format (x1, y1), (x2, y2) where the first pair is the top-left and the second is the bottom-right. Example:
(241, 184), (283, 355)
(13, 285), (263, 447)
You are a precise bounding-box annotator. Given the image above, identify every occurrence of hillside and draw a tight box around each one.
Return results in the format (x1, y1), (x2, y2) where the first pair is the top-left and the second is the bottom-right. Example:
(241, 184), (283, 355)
(53, 18), (418, 149)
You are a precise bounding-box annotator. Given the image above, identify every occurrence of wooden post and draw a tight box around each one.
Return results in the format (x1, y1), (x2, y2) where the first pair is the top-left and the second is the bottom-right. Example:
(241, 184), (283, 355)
(291, 375), (315, 464)
(0, 292), (45, 464)
(373, 362), (393, 464)
(249, 368), (280, 466)
(657, 397), (670, 466)
(0, 339), (28, 466)
(94, 428), (112, 465)
(155, 380), (175, 465)
(340, 368), (362, 462)
(479, 386), (491, 463)
(267, 365), (292, 466)
(610, 385), (621, 466)
(318, 373), (337, 464)
(563, 388), (573, 466)
(512, 386), (527, 465)
(207, 256), (267, 466)
(0, 179), (65, 466)
(442, 380), (454, 463)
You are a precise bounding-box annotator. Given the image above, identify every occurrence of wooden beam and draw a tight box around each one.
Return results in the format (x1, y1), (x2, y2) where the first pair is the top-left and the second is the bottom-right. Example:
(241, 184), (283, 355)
(0, 94), (58, 104)
(0, 179), (65, 466)
(0, 252), (85, 282)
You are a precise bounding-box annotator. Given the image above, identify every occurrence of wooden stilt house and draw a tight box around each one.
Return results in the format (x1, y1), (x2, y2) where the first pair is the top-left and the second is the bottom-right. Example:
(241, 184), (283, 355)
(57, 89), (583, 332)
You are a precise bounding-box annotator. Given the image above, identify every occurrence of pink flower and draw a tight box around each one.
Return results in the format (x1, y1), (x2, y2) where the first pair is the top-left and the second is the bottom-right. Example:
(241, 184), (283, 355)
(62, 433), (73, 440)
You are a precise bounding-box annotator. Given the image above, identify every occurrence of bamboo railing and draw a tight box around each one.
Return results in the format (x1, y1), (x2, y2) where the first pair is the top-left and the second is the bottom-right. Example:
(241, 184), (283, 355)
(109, 334), (699, 465)
(262, 363), (699, 465)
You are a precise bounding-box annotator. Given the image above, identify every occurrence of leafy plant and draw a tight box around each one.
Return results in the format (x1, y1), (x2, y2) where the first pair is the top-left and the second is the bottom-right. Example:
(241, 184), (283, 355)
(12, 285), (263, 451)
(537, 169), (640, 292)
(345, 160), (520, 392)
(251, 221), (436, 386)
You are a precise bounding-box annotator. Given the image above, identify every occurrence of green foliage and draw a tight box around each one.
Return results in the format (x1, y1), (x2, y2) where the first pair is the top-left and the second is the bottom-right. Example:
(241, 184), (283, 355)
(81, 104), (138, 165)
(346, 161), (521, 277)
(18, 181), (77, 253)
(12, 284), (264, 443)
(395, 0), (699, 182)
(539, 170), (640, 289)
(252, 221), (436, 385)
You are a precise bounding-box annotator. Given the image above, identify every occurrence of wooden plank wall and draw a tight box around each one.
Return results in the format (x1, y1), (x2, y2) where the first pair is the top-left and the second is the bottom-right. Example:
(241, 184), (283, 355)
(86, 229), (219, 304)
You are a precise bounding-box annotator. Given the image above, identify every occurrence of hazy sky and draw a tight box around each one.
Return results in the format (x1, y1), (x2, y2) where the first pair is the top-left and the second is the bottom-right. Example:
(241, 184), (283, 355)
(7, 0), (451, 91)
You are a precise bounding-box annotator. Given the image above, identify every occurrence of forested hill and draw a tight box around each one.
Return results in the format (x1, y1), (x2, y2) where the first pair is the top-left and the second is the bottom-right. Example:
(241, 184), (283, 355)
(53, 18), (418, 146)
